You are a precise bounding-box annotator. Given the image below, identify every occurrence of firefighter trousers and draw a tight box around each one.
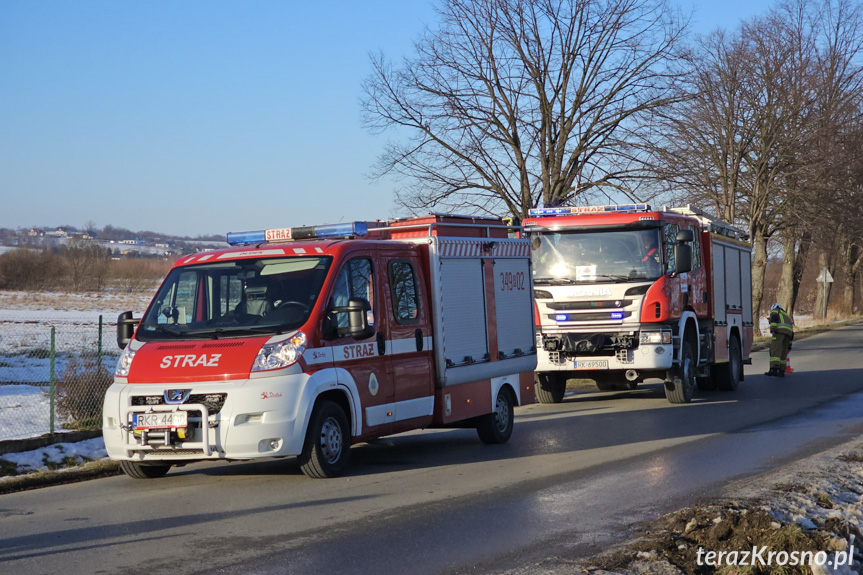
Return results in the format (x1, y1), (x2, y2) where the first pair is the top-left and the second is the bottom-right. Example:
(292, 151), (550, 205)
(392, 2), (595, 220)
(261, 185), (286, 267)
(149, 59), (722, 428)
(769, 333), (792, 371)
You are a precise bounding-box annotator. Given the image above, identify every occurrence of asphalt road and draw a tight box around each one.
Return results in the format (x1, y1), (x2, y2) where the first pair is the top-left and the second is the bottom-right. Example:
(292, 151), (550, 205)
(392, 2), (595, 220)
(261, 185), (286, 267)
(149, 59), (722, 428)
(2, 325), (863, 575)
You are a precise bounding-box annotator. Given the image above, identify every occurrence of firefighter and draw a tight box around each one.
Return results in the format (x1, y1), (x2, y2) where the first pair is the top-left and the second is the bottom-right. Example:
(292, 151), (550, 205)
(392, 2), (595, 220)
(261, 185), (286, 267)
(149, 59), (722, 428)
(764, 303), (794, 377)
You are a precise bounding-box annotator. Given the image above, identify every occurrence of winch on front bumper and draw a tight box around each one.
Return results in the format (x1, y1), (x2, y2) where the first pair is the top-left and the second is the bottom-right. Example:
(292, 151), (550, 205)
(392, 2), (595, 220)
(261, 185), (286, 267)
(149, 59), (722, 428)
(120, 403), (218, 457)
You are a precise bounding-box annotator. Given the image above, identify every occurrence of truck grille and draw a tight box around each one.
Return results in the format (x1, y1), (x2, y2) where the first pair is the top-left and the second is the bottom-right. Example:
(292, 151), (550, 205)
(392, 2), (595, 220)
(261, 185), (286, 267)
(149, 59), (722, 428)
(131, 393), (227, 414)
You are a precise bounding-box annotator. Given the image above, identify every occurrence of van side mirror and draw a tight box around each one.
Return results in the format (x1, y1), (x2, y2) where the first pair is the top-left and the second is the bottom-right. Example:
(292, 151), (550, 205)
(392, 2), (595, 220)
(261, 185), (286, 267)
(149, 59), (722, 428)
(117, 311), (140, 349)
(676, 229), (694, 243)
(328, 297), (375, 340)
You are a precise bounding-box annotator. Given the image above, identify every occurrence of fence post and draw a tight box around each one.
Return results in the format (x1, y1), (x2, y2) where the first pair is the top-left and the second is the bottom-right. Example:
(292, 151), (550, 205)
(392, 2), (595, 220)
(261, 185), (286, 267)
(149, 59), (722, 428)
(49, 326), (56, 436)
(98, 314), (103, 369)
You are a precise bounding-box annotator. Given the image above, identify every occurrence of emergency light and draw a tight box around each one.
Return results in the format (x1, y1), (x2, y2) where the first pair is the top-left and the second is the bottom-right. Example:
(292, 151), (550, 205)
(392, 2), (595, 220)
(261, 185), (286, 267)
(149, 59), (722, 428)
(226, 222), (370, 246)
(528, 204), (651, 217)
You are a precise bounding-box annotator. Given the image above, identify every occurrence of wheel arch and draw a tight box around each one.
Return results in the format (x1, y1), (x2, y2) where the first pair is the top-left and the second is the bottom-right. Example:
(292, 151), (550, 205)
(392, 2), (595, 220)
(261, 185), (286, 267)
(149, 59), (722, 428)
(676, 311), (700, 364)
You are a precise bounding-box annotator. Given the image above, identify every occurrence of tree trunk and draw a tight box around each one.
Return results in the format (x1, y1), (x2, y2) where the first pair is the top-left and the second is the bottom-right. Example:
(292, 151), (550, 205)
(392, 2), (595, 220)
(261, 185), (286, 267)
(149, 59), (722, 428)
(776, 230), (811, 320)
(841, 240), (862, 315)
(750, 227), (769, 336)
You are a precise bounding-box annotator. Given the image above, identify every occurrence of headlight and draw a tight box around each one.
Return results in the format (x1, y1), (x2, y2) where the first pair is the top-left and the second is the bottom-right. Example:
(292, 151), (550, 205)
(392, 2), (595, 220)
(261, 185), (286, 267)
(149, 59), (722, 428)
(640, 331), (672, 345)
(252, 332), (307, 371)
(114, 346), (136, 377)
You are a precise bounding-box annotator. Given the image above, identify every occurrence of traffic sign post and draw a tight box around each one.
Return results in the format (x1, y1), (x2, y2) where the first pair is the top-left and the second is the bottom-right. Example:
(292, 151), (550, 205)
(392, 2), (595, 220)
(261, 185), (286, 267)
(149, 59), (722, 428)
(816, 268), (834, 322)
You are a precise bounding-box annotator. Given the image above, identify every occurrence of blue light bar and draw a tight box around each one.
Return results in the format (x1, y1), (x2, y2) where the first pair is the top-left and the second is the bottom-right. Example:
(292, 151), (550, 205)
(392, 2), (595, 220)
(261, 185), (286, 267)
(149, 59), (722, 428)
(528, 203), (651, 217)
(314, 222), (369, 238)
(610, 312), (625, 320)
(226, 230), (267, 245)
(226, 222), (370, 246)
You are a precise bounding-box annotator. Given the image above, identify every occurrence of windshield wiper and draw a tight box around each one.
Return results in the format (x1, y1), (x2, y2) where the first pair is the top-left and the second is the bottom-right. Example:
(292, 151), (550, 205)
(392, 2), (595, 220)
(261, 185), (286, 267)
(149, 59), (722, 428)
(593, 274), (637, 282)
(182, 325), (289, 337)
(139, 322), (183, 336)
(533, 277), (578, 285)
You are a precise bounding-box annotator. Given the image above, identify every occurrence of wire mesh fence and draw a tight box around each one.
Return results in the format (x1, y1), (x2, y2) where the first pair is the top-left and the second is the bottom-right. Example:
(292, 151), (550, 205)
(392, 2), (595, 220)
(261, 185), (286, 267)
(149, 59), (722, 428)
(0, 315), (118, 441)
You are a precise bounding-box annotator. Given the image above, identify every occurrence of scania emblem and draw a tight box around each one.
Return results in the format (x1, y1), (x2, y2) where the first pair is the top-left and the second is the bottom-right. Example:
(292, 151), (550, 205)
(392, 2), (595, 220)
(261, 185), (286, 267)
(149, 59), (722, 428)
(164, 389), (191, 404)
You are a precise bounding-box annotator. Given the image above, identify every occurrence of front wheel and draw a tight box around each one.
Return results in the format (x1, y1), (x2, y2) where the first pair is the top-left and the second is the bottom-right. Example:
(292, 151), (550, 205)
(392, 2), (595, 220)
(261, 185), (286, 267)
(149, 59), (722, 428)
(535, 373), (566, 403)
(665, 339), (696, 404)
(119, 460), (172, 479)
(476, 387), (515, 444)
(299, 400), (351, 478)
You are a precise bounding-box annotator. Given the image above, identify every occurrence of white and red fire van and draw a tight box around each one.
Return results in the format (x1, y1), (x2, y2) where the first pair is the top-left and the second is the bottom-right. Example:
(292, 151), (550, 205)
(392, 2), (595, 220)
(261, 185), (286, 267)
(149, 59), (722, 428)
(103, 215), (537, 479)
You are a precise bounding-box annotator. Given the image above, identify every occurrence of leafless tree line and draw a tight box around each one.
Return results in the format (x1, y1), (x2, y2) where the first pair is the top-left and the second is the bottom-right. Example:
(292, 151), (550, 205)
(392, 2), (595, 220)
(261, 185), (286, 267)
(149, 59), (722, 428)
(362, 0), (863, 330)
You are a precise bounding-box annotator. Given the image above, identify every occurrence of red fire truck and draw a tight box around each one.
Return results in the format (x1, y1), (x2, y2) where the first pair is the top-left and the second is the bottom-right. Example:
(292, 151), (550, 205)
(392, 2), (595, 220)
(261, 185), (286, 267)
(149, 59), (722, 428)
(523, 204), (752, 404)
(103, 215), (537, 479)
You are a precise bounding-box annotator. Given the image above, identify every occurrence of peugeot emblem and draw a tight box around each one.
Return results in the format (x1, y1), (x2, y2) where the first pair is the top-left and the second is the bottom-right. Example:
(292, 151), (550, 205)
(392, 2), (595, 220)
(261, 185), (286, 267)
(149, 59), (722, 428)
(164, 389), (191, 404)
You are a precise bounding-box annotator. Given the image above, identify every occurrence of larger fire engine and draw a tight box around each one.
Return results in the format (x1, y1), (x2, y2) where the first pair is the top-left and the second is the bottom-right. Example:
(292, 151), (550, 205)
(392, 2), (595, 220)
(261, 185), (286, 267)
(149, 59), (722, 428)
(103, 215), (537, 479)
(523, 204), (753, 404)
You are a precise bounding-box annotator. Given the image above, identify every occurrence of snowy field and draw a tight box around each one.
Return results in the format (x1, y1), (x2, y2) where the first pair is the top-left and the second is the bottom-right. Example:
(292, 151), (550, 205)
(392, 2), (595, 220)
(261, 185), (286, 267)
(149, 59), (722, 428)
(0, 290), (152, 441)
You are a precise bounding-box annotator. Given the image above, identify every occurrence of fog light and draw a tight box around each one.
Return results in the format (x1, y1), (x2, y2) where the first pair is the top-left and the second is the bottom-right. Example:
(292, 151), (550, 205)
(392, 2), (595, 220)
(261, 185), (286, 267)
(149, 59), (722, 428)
(259, 438), (282, 452)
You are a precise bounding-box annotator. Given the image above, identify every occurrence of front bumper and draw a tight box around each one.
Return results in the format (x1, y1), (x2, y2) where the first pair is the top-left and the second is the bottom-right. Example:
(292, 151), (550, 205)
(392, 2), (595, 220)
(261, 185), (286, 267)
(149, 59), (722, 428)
(102, 372), (311, 463)
(535, 330), (674, 373)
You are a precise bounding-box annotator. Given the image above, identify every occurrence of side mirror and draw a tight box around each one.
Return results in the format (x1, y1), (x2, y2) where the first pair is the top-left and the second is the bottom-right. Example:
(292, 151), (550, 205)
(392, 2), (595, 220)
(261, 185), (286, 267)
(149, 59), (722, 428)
(674, 244), (692, 274)
(676, 229), (694, 243)
(329, 297), (375, 340)
(117, 311), (140, 349)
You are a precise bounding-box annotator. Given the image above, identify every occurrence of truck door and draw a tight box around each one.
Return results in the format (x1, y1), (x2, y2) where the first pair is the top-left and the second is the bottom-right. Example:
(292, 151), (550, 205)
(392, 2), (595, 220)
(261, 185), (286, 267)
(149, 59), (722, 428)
(328, 255), (394, 436)
(382, 252), (435, 433)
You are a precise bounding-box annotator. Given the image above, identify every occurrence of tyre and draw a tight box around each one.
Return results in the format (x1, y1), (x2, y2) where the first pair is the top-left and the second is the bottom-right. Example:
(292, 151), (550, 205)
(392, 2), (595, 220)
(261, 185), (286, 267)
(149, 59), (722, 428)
(535, 373), (566, 403)
(476, 387), (515, 444)
(716, 336), (742, 391)
(665, 338), (696, 404)
(299, 400), (351, 478)
(119, 460), (171, 479)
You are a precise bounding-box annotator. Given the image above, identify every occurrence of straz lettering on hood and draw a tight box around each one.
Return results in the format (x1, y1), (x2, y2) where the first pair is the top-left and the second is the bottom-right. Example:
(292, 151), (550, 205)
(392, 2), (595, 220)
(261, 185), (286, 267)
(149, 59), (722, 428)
(160, 354), (222, 369)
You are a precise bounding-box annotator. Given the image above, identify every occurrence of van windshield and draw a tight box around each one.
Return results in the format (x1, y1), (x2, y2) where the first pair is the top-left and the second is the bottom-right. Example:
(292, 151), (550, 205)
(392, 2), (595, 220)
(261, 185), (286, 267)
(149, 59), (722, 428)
(136, 256), (332, 341)
(531, 228), (662, 284)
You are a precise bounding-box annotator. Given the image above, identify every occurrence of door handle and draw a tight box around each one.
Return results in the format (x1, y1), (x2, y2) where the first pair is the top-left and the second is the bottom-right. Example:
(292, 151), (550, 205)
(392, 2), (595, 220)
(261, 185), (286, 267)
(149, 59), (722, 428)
(415, 328), (423, 352)
(376, 331), (386, 356)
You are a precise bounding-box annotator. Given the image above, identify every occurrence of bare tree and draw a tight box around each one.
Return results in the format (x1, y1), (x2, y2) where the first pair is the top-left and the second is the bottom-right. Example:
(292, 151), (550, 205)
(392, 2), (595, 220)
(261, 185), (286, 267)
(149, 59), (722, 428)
(646, 29), (757, 224)
(362, 0), (689, 219)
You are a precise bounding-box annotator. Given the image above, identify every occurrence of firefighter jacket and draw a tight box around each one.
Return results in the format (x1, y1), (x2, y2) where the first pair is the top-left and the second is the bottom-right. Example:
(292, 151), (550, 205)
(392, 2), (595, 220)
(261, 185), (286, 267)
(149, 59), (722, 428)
(769, 308), (794, 338)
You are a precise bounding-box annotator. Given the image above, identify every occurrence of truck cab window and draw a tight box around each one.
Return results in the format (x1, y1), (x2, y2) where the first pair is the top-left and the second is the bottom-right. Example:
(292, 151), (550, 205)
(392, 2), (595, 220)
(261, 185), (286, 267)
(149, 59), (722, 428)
(331, 258), (375, 329)
(389, 260), (420, 323)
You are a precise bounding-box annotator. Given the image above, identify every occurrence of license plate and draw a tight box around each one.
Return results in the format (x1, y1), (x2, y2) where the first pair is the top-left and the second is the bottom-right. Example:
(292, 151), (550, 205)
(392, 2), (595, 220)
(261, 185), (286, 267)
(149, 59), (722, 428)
(133, 412), (188, 430)
(573, 360), (609, 370)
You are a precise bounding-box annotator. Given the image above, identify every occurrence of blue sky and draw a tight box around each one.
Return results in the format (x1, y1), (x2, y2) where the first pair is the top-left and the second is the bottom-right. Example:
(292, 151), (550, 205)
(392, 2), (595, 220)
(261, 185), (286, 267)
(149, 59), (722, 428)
(0, 0), (771, 238)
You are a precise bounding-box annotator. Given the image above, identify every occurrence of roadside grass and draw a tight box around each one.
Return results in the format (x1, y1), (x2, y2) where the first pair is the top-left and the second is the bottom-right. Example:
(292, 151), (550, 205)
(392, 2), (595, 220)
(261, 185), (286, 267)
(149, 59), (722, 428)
(0, 459), (120, 495)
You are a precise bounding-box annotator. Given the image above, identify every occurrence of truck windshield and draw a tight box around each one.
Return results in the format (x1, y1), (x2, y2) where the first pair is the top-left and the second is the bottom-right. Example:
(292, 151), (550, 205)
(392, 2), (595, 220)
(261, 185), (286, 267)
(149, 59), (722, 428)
(136, 256), (332, 341)
(531, 228), (662, 284)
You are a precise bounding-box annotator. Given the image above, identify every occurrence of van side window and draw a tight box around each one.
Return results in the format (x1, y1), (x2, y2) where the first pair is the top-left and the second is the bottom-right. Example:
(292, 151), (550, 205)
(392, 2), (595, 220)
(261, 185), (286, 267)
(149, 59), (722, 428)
(331, 258), (375, 328)
(389, 260), (420, 324)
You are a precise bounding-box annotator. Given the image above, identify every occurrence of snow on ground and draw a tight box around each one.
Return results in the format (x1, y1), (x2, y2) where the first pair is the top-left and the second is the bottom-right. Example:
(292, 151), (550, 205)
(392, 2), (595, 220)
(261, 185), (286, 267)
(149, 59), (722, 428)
(0, 289), (152, 441)
(0, 438), (106, 479)
(0, 384), (56, 439)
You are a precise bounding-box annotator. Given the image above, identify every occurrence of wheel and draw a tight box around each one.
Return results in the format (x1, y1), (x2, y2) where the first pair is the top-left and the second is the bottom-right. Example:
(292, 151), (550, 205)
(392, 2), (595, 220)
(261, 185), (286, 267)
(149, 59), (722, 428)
(299, 400), (351, 478)
(476, 387), (515, 444)
(535, 373), (566, 403)
(716, 336), (742, 391)
(119, 460), (172, 479)
(665, 338), (696, 404)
